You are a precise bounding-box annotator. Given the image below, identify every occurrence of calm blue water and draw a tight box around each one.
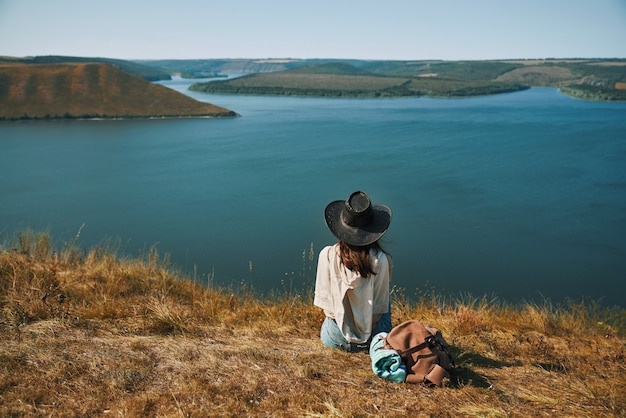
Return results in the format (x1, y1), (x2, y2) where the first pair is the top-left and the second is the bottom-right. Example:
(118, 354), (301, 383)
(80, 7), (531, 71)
(2, 79), (625, 307)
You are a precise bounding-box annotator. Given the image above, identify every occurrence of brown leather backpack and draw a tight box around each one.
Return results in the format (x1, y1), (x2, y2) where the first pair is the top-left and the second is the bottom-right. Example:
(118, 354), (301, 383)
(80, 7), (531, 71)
(384, 320), (455, 387)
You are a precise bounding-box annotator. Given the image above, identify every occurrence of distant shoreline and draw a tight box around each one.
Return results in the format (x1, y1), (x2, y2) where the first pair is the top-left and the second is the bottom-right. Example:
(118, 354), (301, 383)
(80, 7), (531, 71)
(183, 59), (626, 102)
(0, 113), (240, 122)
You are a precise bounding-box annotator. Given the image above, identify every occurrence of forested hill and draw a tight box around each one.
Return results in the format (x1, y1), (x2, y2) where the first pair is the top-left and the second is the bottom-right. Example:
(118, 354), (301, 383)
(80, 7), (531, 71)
(189, 62), (529, 98)
(145, 58), (626, 100)
(0, 63), (238, 120)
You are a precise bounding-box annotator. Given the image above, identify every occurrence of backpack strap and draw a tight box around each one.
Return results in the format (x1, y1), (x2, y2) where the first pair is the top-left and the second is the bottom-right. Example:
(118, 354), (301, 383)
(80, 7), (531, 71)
(396, 335), (437, 358)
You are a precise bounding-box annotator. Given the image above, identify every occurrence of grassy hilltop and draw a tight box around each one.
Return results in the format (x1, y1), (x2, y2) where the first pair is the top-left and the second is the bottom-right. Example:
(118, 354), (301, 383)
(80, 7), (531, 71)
(0, 55), (172, 82)
(0, 62), (238, 120)
(1, 231), (624, 417)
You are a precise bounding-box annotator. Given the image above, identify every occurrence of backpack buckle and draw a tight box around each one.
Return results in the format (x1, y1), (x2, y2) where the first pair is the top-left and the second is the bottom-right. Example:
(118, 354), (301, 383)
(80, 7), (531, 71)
(424, 335), (436, 347)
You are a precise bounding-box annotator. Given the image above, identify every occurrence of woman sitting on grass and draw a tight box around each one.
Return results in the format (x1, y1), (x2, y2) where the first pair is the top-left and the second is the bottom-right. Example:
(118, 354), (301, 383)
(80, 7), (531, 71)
(314, 191), (393, 352)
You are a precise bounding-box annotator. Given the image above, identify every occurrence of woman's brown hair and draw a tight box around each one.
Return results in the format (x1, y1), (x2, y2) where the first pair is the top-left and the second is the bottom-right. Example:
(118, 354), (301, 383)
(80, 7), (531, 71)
(338, 240), (387, 278)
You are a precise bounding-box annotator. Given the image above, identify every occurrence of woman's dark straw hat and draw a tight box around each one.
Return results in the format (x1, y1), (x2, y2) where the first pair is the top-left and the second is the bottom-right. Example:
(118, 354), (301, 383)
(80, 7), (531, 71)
(324, 191), (392, 246)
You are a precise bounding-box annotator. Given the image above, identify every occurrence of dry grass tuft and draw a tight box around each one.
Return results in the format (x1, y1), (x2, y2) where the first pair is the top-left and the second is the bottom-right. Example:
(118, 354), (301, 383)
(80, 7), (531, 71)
(1, 231), (624, 417)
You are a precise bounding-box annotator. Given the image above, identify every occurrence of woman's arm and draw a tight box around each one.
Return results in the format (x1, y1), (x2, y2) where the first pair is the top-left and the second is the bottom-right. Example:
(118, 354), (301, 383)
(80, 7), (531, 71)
(373, 252), (390, 314)
(313, 246), (333, 312)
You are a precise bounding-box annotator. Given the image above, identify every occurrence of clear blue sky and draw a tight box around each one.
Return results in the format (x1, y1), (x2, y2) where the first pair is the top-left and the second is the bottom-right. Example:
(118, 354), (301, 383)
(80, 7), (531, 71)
(1, 0), (625, 60)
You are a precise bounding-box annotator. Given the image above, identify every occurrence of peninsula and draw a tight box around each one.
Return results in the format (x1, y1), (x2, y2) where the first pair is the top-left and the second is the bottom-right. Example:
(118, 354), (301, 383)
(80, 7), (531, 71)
(181, 58), (626, 101)
(0, 62), (238, 120)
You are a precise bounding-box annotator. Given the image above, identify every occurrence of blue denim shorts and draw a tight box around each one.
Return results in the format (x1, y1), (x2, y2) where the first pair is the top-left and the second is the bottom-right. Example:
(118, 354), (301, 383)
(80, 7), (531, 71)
(320, 312), (392, 352)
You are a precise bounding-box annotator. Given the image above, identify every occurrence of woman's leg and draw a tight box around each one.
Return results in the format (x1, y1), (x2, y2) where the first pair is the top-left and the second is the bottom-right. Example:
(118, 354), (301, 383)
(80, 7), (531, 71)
(320, 317), (349, 351)
(372, 312), (392, 335)
(372, 303), (393, 335)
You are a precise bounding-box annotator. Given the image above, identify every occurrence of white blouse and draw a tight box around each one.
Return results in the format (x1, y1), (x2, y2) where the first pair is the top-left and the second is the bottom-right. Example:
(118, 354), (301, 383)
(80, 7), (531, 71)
(313, 244), (391, 343)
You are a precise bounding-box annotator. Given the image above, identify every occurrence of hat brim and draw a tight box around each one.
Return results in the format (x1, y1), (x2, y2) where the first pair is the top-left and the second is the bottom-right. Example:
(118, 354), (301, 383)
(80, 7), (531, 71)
(324, 200), (392, 246)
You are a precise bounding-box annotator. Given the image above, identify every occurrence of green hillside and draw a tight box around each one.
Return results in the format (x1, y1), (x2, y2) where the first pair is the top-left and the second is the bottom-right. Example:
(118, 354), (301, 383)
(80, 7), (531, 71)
(135, 58), (362, 77)
(189, 62), (530, 98)
(138, 58), (626, 100)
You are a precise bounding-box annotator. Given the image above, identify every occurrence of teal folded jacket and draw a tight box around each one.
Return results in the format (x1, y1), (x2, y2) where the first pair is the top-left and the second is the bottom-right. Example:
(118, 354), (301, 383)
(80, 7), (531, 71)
(369, 332), (407, 383)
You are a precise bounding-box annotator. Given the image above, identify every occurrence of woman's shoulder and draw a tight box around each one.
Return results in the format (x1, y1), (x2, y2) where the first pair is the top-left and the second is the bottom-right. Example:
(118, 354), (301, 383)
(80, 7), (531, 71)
(370, 248), (391, 272)
(320, 244), (335, 253)
(370, 247), (389, 261)
(318, 244), (339, 259)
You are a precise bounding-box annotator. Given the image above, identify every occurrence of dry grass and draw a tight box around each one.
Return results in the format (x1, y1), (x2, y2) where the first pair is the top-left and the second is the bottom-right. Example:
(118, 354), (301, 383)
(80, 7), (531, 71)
(495, 66), (576, 86)
(1, 231), (624, 417)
